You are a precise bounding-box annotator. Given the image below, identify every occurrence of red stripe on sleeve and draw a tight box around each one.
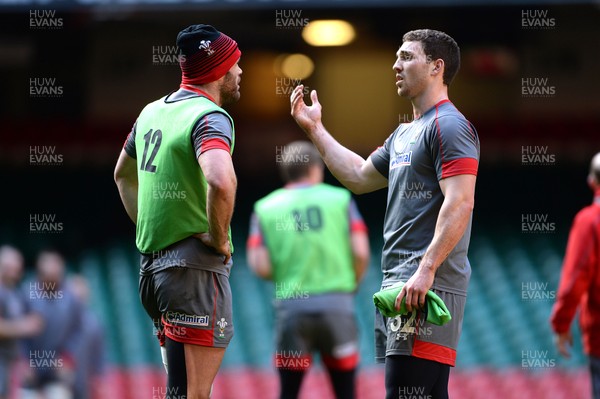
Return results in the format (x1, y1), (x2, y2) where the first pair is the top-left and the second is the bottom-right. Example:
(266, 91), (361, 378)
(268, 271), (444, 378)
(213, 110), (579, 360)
(200, 138), (231, 155)
(441, 158), (478, 179)
(351, 220), (368, 233)
(246, 234), (263, 249)
(370, 145), (383, 156)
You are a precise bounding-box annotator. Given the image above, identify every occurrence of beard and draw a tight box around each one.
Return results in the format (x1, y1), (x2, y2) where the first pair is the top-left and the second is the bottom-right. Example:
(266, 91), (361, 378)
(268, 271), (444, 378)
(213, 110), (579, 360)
(220, 72), (240, 106)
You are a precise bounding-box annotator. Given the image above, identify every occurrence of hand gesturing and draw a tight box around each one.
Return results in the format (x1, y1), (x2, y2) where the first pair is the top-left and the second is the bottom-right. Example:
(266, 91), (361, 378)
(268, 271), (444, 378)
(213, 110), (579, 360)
(290, 85), (322, 133)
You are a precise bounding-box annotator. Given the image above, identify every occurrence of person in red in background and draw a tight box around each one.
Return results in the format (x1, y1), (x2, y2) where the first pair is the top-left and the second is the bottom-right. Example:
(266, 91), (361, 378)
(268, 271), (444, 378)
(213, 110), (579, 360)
(551, 152), (600, 399)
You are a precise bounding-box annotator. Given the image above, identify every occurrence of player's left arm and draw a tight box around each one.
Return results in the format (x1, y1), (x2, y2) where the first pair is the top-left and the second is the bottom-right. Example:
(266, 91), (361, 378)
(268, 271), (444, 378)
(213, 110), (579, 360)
(550, 212), (596, 357)
(114, 149), (138, 224)
(397, 174), (476, 311)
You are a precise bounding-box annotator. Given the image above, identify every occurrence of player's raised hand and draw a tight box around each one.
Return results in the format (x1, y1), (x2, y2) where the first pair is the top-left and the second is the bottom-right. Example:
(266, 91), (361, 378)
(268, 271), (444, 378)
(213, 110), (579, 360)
(290, 85), (322, 134)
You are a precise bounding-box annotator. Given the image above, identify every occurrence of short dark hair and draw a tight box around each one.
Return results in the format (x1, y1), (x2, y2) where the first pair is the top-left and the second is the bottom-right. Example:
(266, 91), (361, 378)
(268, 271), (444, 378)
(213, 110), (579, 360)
(402, 29), (460, 86)
(278, 141), (323, 183)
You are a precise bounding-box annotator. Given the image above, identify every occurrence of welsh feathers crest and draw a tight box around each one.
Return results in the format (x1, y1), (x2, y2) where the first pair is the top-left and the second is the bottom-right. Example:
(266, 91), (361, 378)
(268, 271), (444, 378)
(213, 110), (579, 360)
(217, 318), (227, 329)
(199, 40), (215, 56)
(217, 317), (227, 338)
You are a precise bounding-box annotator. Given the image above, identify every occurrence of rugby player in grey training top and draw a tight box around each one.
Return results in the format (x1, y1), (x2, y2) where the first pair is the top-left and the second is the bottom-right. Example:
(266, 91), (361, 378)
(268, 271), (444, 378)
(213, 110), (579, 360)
(291, 29), (479, 399)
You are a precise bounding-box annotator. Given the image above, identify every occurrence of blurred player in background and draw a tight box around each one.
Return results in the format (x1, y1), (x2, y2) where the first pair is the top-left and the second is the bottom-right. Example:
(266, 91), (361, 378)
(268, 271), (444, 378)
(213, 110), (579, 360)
(68, 275), (105, 399)
(291, 29), (479, 399)
(247, 141), (370, 399)
(0, 246), (44, 399)
(114, 24), (241, 399)
(21, 250), (83, 399)
(551, 152), (600, 399)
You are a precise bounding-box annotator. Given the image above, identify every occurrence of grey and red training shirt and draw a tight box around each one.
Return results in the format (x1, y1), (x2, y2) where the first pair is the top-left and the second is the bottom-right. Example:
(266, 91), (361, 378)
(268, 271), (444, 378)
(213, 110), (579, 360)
(370, 99), (480, 296)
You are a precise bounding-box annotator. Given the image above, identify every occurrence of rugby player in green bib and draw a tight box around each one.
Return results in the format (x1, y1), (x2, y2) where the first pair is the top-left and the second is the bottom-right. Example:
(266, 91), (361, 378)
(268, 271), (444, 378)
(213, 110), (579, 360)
(291, 30), (480, 399)
(247, 141), (370, 399)
(114, 24), (241, 399)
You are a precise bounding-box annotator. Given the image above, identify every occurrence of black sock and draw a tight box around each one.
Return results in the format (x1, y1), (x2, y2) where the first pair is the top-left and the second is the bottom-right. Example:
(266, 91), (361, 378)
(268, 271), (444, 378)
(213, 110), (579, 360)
(385, 355), (449, 399)
(327, 367), (356, 399)
(278, 369), (306, 399)
(165, 337), (187, 399)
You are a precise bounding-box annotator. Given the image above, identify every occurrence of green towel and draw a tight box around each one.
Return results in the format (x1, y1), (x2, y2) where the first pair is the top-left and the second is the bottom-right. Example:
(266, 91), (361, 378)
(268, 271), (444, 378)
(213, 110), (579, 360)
(373, 282), (452, 326)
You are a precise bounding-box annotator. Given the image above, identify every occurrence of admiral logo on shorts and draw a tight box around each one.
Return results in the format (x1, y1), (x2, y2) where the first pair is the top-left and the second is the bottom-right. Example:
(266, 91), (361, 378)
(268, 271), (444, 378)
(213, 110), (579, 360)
(165, 311), (209, 327)
(390, 151), (412, 170)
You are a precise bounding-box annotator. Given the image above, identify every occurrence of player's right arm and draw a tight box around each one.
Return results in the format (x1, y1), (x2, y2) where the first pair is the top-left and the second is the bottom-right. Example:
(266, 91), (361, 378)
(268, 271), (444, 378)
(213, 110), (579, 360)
(291, 85), (387, 195)
(192, 113), (237, 265)
(114, 149), (138, 224)
(246, 213), (273, 280)
(197, 149), (236, 265)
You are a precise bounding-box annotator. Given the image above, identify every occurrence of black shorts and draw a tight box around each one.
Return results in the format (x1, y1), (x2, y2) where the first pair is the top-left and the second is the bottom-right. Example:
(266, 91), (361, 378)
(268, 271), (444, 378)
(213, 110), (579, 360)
(139, 267), (233, 348)
(275, 309), (359, 371)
